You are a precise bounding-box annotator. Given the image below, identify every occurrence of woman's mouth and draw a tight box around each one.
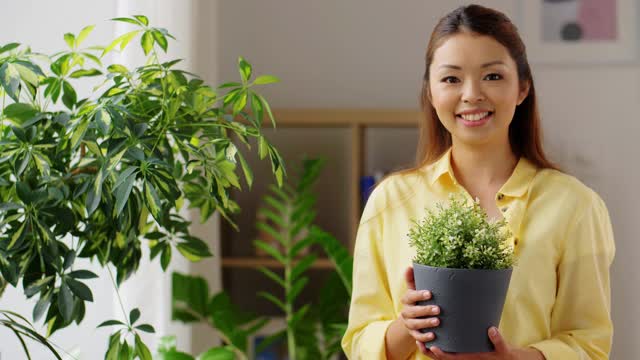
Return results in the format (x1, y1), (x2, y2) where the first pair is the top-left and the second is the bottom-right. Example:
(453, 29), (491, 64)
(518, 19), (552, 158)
(456, 111), (493, 127)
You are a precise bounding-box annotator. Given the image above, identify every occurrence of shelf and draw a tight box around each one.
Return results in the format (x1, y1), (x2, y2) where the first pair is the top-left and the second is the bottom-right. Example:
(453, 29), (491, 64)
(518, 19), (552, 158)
(221, 257), (335, 269)
(236, 108), (421, 127)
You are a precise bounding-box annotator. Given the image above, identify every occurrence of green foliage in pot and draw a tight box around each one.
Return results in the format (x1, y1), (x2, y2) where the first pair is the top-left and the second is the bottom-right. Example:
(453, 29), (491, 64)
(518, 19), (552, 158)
(0, 15), (284, 358)
(252, 158), (325, 360)
(408, 194), (515, 270)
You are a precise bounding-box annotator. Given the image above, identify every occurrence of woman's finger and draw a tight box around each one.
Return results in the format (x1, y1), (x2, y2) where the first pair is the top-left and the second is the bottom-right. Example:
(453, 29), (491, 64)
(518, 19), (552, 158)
(401, 289), (432, 305)
(409, 329), (436, 343)
(488, 327), (508, 353)
(401, 303), (440, 320)
(404, 266), (416, 290)
(404, 316), (440, 330)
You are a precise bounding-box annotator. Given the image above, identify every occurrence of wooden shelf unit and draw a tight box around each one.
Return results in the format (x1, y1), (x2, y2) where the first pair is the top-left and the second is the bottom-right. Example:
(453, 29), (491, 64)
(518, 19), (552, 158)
(221, 108), (421, 267)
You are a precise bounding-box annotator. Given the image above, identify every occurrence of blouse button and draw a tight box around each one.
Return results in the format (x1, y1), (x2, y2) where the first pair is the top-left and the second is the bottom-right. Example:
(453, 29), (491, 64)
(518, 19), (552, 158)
(501, 207), (508, 212)
(514, 238), (519, 246)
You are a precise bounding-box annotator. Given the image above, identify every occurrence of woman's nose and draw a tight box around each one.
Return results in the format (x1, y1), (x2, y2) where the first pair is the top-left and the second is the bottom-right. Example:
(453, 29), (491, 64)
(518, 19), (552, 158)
(462, 80), (485, 103)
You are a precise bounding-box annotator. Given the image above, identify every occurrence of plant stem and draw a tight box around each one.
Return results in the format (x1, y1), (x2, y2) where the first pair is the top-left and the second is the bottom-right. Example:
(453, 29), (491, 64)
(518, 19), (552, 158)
(0, 277), (6, 299)
(284, 203), (296, 360)
(106, 265), (131, 328)
(285, 273), (296, 360)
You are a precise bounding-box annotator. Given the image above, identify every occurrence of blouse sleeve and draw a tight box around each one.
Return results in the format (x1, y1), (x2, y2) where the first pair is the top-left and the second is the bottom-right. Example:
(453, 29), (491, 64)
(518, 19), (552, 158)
(529, 191), (616, 359)
(341, 191), (397, 359)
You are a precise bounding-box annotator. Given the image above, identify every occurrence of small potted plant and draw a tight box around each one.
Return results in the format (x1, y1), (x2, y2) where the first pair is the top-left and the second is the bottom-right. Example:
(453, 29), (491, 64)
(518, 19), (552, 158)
(408, 194), (515, 353)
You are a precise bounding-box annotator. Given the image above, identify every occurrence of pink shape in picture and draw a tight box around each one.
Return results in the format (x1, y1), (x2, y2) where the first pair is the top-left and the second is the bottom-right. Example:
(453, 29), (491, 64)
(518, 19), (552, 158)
(579, 0), (617, 40)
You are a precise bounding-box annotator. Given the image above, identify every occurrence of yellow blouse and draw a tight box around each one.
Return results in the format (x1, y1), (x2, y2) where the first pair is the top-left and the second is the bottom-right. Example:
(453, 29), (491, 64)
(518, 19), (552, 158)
(342, 148), (615, 359)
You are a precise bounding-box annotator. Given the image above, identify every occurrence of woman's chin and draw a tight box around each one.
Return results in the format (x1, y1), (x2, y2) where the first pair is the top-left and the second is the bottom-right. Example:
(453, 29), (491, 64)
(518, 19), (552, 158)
(452, 131), (503, 147)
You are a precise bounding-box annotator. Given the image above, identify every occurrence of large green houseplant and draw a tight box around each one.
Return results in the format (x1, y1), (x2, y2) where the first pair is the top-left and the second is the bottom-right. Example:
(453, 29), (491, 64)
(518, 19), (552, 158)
(0, 16), (285, 358)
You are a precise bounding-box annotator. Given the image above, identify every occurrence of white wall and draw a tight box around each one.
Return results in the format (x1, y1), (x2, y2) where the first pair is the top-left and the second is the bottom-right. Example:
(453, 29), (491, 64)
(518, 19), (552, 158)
(217, 0), (640, 358)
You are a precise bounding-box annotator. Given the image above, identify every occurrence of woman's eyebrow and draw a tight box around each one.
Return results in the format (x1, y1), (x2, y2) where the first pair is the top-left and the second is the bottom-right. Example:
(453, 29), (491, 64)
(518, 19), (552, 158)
(480, 60), (506, 68)
(438, 60), (506, 70)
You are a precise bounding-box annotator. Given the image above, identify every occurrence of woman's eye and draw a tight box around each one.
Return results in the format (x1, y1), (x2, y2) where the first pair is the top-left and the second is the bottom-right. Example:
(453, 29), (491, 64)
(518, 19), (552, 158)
(485, 73), (502, 81)
(441, 76), (459, 84)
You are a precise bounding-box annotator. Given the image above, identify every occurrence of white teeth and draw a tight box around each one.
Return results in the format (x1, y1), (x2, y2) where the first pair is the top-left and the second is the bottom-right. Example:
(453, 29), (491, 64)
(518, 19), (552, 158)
(459, 112), (489, 121)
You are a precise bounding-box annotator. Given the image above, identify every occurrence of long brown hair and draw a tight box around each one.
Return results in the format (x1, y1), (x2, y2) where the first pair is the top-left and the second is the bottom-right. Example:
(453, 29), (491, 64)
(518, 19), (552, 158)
(397, 4), (561, 179)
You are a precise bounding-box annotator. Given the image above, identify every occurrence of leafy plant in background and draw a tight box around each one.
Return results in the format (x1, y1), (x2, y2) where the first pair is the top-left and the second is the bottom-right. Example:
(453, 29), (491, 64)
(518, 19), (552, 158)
(0, 15), (285, 358)
(252, 158), (352, 359)
(170, 158), (354, 359)
(252, 158), (326, 359)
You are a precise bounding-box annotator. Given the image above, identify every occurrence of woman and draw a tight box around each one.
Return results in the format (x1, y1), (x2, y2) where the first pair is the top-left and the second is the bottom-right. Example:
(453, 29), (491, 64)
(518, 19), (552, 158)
(342, 4), (615, 360)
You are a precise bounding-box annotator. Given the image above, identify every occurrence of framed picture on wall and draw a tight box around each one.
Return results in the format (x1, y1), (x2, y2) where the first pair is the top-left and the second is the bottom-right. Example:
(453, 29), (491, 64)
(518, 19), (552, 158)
(518, 0), (637, 64)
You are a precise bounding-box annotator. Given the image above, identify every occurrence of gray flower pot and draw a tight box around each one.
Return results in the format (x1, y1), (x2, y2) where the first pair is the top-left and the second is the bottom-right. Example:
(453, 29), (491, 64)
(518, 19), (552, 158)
(412, 262), (513, 353)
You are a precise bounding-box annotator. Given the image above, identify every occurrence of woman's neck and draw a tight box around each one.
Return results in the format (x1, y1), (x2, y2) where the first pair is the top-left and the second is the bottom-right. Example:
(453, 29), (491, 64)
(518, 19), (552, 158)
(450, 141), (518, 190)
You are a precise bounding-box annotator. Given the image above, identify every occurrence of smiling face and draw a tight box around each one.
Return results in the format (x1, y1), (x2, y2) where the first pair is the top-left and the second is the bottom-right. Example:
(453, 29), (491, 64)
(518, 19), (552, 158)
(428, 31), (529, 148)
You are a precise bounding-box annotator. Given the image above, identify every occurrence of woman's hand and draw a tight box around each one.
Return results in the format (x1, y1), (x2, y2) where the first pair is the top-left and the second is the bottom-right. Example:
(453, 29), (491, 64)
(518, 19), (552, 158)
(417, 327), (546, 360)
(400, 266), (441, 344)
